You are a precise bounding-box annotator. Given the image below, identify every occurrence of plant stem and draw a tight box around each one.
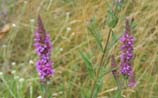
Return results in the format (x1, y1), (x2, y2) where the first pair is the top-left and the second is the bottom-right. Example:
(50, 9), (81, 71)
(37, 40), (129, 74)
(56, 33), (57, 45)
(90, 29), (112, 98)
(41, 83), (47, 98)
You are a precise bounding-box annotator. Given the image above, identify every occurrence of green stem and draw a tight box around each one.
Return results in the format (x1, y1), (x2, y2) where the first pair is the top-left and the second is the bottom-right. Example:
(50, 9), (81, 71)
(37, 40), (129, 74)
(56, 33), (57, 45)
(41, 83), (47, 97)
(113, 76), (123, 98)
(90, 29), (112, 98)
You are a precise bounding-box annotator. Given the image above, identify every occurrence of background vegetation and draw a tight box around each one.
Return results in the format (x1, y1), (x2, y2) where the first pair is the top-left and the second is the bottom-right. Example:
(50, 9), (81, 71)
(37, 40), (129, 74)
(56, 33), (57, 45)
(0, 0), (158, 98)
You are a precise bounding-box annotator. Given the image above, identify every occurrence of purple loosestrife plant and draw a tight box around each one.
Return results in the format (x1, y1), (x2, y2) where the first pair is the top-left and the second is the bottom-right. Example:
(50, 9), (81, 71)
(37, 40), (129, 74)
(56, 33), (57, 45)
(120, 18), (136, 87)
(34, 15), (54, 82)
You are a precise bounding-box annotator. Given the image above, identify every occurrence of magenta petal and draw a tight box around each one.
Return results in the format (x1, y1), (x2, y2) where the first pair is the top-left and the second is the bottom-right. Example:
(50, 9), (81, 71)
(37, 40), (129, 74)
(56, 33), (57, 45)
(34, 15), (54, 81)
(120, 19), (136, 87)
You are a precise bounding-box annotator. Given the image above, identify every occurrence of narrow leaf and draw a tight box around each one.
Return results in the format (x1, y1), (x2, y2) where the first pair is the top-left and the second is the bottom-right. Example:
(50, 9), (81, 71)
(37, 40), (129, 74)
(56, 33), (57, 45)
(115, 90), (122, 98)
(107, 10), (118, 28)
(87, 18), (103, 52)
(79, 51), (95, 79)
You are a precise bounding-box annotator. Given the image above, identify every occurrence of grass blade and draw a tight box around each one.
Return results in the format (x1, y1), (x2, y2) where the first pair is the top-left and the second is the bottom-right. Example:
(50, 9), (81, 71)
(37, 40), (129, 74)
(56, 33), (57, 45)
(79, 51), (95, 79)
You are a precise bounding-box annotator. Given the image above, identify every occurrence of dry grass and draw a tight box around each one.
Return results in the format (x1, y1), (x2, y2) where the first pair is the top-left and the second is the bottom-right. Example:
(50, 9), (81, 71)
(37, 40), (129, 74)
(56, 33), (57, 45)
(0, 0), (158, 98)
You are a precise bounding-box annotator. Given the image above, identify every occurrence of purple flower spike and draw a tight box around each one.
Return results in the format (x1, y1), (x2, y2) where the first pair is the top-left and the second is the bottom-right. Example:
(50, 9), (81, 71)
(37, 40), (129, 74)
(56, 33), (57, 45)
(34, 15), (54, 82)
(120, 18), (136, 87)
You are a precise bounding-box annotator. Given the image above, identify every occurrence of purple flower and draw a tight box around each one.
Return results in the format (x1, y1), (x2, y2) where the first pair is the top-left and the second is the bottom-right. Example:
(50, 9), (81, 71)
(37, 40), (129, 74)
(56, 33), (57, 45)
(120, 19), (136, 87)
(34, 15), (54, 81)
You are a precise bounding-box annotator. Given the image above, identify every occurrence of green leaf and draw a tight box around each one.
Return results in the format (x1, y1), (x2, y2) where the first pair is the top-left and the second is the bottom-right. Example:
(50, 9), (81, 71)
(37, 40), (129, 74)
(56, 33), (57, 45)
(87, 18), (103, 52)
(108, 31), (120, 49)
(80, 87), (91, 98)
(107, 10), (118, 28)
(112, 31), (118, 43)
(115, 90), (122, 98)
(131, 21), (137, 32)
(115, 1), (124, 13)
(92, 75), (104, 98)
(79, 51), (95, 79)
(92, 67), (107, 98)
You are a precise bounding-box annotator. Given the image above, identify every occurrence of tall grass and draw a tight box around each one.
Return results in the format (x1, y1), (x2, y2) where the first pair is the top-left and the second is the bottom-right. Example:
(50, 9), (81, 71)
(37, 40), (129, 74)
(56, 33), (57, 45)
(0, 0), (158, 98)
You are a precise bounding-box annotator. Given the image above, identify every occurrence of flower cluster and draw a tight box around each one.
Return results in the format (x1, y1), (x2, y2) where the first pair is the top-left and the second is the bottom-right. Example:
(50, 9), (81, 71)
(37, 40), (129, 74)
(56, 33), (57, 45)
(34, 16), (54, 81)
(111, 19), (136, 87)
(120, 19), (136, 87)
(120, 19), (134, 77)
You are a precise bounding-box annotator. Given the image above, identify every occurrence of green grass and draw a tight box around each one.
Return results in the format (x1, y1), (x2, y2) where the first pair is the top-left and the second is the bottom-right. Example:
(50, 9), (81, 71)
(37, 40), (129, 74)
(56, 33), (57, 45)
(0, 0), (158, 98)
